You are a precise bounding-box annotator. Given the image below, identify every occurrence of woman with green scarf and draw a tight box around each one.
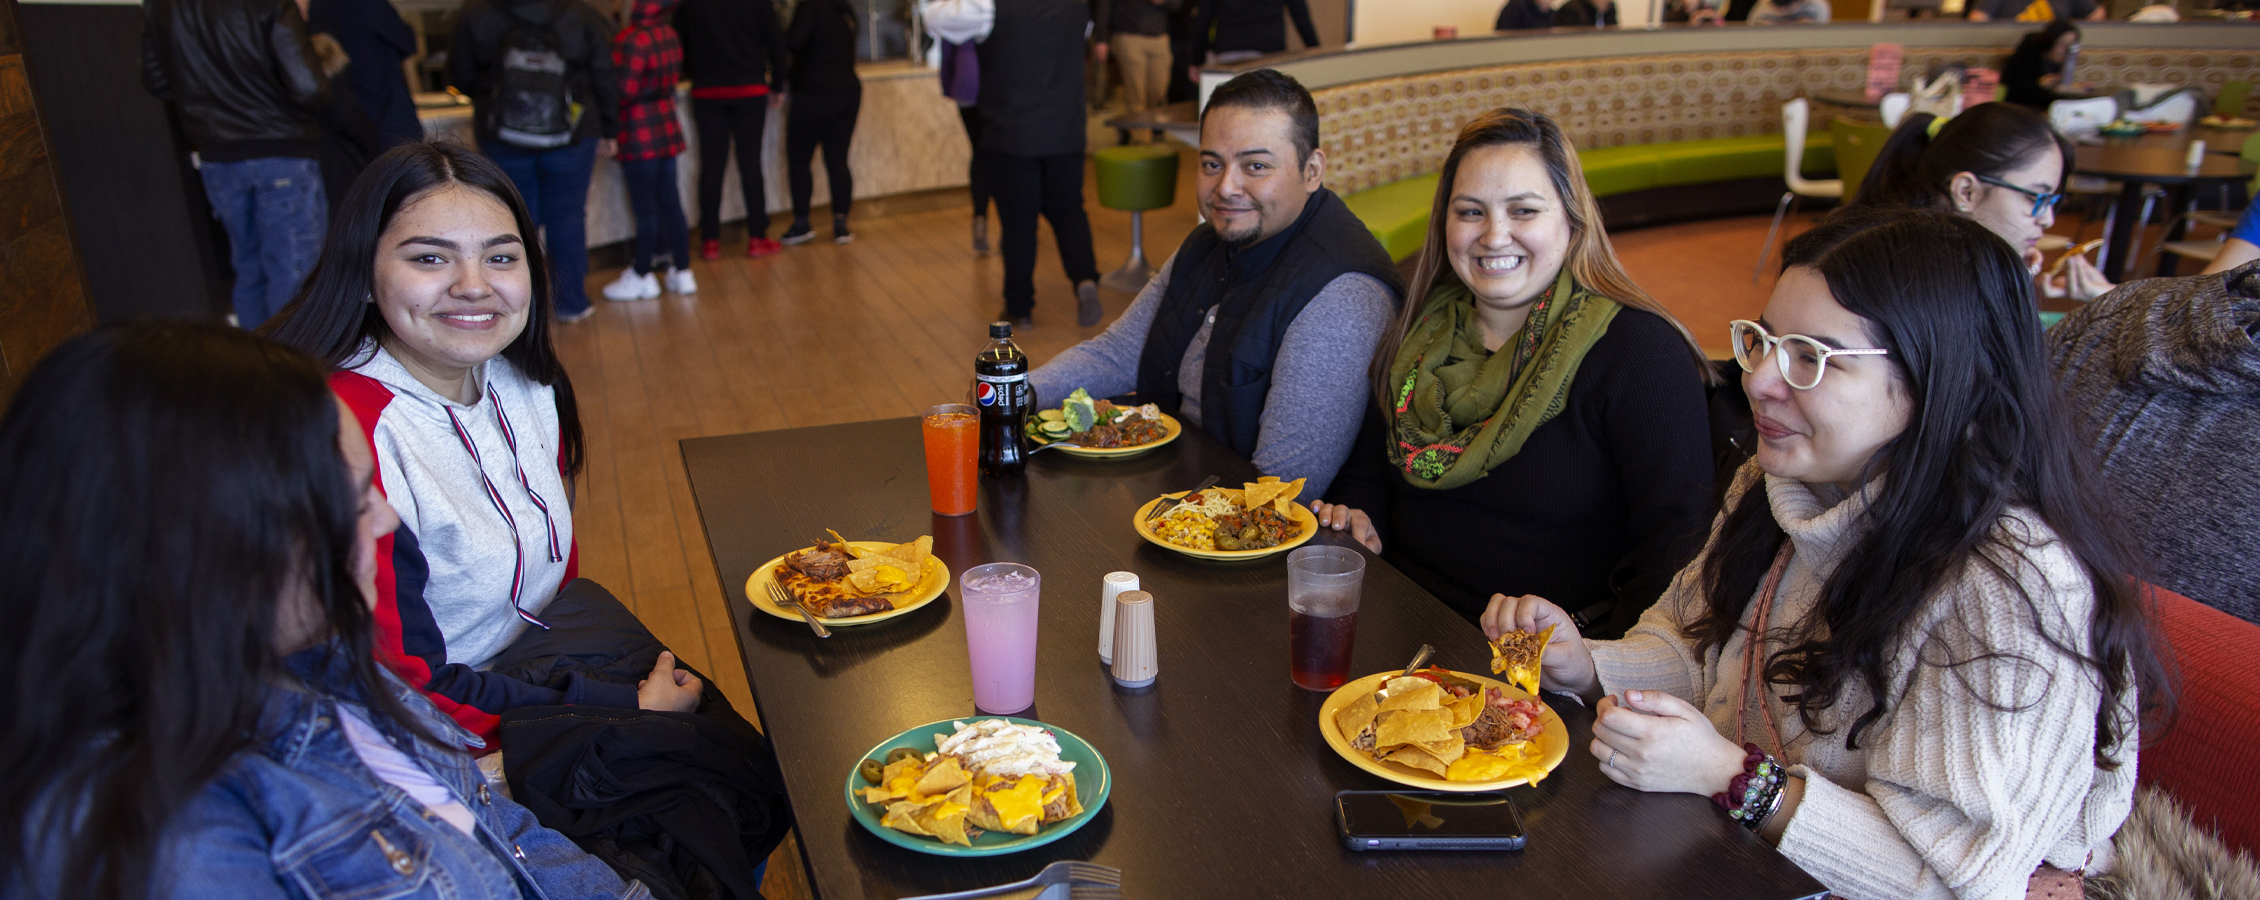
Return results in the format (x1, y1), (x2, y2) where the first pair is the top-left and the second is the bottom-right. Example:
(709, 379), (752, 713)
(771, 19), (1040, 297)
(1314, 108), (1717, 637)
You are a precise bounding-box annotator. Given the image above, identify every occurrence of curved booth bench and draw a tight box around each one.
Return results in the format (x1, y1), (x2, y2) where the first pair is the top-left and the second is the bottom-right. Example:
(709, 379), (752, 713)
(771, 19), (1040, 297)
(1206, 22), (2260, 260)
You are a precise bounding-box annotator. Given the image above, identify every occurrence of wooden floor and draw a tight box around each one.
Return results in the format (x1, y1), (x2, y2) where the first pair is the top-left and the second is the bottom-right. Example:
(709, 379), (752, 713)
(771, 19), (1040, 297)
(551, 148), (2129, 897)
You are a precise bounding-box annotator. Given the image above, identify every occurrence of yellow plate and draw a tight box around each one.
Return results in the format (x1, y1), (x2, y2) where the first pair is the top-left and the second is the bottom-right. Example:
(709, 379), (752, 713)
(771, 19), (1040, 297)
(1131, 490), (1318, 561)
(745, 542), (950, 626)
(1030, 412), (1182, 459)
(1317, 670), (1570, 792)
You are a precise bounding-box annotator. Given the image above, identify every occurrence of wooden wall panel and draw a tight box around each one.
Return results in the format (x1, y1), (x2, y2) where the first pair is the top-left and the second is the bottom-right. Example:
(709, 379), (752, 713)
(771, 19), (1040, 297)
(0, 0), (94, 402)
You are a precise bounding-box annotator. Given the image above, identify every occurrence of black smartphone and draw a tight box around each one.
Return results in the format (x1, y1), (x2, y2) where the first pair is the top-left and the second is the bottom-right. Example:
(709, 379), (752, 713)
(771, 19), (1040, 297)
(1335, 790), (1527, 851)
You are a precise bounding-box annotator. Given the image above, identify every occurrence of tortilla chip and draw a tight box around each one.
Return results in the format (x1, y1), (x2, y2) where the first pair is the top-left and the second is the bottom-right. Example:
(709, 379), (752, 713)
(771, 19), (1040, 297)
(1040, 772), (1082, 822)
(911, 792), (974, 847)
(1489, 624), (1555, 697)
(1384, 745), (1450, 776)
(1333, 692), (1380, 742)
(1242, 480), (1286, 509)
(883, 535), (933, 567)
(913, 757), (971, 795)
(847, 556), (919, 594)
(882, 800), (935, 836)
(1447, 692), (1486, 729)
(1268, 477), (1306, 511)
(1377, 680), (1444, 712)
(1373, 707), (1456, 747)
(1415, 738), (1467, 765)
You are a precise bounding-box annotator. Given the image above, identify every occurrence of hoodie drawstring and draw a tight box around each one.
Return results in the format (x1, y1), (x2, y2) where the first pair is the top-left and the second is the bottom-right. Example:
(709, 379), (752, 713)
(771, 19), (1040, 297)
(444, 383), (562, 630)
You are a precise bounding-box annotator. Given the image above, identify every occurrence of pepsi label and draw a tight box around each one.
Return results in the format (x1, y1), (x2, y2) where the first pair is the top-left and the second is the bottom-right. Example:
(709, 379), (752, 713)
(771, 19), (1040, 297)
(976, 382), (997, 406)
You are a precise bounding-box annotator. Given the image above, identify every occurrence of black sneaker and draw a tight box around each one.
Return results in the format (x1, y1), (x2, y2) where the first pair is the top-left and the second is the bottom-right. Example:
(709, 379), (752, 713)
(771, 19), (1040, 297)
(832, 216), (854, 244)
(1076, 280), (1102, 327)
(779, 222), (816, 245)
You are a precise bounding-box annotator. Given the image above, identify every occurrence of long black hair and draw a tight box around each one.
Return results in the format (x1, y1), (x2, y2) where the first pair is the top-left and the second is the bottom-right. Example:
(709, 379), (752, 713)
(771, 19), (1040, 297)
(1852, 102), (2076, 211)
(262, 140), (585, 480)
(1690, 207), (2165, 768)
(0, 324), (433, 900)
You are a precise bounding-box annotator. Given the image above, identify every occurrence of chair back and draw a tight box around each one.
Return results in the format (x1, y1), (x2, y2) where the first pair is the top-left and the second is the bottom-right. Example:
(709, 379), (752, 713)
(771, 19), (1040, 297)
(1878, 92), (1911, 129)
(2050, 96), (2119, 137)
(2139, 584), (2260, 858)
(2217, 80), (2253, 119)
(1830, 118), (1895, 205)
(2119, 85), (2205, 128)
(1781, 98), (1841, 197)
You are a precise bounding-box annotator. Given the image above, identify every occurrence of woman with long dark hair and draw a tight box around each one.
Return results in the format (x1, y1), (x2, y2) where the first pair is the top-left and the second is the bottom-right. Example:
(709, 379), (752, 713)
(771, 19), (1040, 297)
(0, 324), (645, 900)
(2002, 20), (2083, 111)
(264, 141), (701, 749)
(1483, 207), (2163, 899)
(1314, 108), (1718, 637)
(1851, 101), (2113, 301)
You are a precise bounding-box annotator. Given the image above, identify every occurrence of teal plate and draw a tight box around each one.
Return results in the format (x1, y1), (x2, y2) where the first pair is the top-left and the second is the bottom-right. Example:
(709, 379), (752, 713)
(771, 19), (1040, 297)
(844, 717), (1111, 857)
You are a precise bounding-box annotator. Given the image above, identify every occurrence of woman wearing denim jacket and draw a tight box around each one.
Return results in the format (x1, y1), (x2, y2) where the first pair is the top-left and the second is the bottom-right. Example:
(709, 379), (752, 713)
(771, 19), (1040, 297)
(0, 324), (646, 900)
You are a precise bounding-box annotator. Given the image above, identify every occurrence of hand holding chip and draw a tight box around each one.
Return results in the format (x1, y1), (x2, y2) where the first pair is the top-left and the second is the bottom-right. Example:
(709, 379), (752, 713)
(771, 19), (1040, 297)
(1479, 593), (1597, 700)
(1591, 689), (1746, 796)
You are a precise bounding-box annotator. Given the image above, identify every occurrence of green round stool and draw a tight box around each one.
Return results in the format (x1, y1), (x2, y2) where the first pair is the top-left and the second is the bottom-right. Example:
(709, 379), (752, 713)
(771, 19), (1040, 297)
(1093, 145), (1180, 291)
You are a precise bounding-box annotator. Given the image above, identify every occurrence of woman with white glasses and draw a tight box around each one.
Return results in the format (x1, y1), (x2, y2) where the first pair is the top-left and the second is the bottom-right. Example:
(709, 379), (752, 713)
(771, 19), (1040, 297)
(1852, 102), (2115, 303)
(1482, 207), (2162, 900)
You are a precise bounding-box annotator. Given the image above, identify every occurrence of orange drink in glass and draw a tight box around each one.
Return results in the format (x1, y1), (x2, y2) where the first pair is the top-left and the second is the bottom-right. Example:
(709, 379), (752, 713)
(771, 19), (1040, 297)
(921, 403), (980, 516)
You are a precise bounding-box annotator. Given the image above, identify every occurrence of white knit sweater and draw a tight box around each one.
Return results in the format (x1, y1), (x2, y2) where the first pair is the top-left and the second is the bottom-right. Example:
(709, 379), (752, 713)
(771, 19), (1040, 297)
(1586, 466), (2137, 900)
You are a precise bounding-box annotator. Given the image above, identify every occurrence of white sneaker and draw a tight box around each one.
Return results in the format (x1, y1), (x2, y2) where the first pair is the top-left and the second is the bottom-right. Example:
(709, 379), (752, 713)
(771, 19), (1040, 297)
(602, 270), (660, 301)
(665, 268), (698, 295)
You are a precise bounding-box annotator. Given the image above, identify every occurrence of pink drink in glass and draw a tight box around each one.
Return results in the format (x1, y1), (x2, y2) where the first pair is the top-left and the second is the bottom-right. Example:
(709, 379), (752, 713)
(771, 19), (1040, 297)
(960, 563), (1041, 714)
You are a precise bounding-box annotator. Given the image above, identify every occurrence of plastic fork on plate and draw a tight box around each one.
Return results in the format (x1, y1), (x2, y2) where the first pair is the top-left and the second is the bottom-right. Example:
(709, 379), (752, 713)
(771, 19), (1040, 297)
(899, 861), (1123, 900)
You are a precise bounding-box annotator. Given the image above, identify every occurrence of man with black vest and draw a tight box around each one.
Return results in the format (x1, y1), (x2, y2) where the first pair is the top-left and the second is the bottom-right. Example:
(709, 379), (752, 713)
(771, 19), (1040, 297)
(1027, 70), (1403, 497)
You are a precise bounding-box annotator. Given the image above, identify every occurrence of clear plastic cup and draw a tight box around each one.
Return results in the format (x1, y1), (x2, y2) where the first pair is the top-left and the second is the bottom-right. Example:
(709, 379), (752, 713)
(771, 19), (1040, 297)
(960, 563), (1041, 713)
(1287, 546), (1365, 691)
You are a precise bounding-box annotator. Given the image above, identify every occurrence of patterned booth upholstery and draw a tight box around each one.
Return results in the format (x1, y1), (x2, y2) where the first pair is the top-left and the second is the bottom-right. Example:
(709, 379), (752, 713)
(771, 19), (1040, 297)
(1331, 46), (2260, 258)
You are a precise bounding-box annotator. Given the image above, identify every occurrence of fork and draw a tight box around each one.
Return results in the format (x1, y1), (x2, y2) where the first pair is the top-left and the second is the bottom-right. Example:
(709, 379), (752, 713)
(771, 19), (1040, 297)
(899, 860), (1123, 900)
(1143, 474), (1220, 522)
(763, 581), (830, 638)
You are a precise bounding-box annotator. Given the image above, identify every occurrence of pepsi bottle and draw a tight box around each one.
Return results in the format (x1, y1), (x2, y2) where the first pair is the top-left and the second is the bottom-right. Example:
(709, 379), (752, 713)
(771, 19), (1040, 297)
(975, 322), (1031, 476)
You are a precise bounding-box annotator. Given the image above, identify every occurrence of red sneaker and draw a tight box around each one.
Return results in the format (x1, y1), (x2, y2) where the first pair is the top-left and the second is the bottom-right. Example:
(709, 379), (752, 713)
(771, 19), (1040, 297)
(747, 237), (782, 259)
(700, 239), (721, 261)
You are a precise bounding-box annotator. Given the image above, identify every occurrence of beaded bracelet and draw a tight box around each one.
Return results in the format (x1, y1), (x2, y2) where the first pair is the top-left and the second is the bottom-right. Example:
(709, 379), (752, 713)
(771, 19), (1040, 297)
(1710, 742), (1785, 833)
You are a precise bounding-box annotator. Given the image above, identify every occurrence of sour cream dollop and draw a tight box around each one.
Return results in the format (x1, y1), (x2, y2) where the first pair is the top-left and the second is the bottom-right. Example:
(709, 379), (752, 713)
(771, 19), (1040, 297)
(933, 719), (1077, 779)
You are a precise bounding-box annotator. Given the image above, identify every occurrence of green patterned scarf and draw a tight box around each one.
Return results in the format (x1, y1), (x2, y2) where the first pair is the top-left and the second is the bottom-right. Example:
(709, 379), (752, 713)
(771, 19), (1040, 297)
(1383, 268), (1622, 490)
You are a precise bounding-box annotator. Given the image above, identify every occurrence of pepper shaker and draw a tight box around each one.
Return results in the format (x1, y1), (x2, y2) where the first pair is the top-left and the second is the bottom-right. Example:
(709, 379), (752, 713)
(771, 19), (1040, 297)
(1099, 571), (1138, 664)
(1110, 590), (1157, 688)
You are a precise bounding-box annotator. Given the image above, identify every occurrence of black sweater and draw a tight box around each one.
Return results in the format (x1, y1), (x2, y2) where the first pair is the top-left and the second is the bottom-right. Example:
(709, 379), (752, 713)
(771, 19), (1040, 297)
(786, 0), (860, 96)
(976, 0), (1090, 158)
(1192, 0), (1321, 62)
(675, 0), (787, 90)
(1324, 308), (1715, 638)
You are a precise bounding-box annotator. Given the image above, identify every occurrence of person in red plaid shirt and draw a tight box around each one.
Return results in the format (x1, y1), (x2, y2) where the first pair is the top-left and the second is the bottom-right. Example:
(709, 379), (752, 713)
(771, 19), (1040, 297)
(602, 0), (697, 301)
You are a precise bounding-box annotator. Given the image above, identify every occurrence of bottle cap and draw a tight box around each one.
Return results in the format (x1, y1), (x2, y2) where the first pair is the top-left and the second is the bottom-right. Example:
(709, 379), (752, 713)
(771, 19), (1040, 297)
(990, 322), (1013, 338)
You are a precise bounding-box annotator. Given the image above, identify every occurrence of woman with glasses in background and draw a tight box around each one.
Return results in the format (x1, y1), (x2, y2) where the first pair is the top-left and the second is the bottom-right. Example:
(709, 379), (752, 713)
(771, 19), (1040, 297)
(1849, 102), (2115, 302)
(1481, 207), (2163, 900)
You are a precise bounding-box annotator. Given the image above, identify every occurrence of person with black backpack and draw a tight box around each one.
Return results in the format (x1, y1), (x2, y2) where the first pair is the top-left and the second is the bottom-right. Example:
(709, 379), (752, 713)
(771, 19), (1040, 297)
(448, 0), (622, 323)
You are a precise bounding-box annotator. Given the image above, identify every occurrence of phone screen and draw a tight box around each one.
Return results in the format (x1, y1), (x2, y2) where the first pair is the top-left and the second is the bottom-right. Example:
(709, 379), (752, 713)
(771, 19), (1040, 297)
(1336, 791), (1525, 840)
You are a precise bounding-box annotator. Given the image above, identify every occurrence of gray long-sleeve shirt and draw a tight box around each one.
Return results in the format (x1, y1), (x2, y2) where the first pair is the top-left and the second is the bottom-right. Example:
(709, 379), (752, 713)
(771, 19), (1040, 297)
(1027, 250), (1397, 498)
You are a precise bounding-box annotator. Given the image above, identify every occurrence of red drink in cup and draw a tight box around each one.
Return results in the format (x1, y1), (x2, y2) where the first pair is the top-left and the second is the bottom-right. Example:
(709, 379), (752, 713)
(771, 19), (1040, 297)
(922, 404), (979, 516)
(1287, 546), (1366, 691)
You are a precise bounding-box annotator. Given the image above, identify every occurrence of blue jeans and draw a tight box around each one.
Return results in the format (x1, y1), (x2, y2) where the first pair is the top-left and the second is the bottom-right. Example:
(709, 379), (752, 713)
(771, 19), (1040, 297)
(199, 157), (326, 329)
(620, 156), (690, 275)
(482, 139), (598, 317)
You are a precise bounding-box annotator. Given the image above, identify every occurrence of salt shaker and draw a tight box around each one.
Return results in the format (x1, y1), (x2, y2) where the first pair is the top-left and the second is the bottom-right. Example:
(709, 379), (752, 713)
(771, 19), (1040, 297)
(2187, 139), (2208, 173)
(1098, 571), (1138, 664)
(1110, 590), (1157, 688)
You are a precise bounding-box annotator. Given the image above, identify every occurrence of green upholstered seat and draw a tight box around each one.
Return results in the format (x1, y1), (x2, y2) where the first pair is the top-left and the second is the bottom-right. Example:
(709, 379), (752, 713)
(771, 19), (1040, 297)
(1340, 174), (1442, 262)
(1341, 134), (1844, 261)
(1093, 145), (1180, 212)
(1829, 120), (1895, 204)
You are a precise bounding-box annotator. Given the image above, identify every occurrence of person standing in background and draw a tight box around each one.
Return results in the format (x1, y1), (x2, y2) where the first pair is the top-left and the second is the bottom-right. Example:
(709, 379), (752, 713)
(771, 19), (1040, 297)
(1494, 0), (1555, 30)
(781, 0), (863, 245)
(308, 0), (425, 146)
(927, 0), (1104, 328)
(1747, 0), (1828, 23)
(676, 0), (788, 260)
(1095, 0), (1178, 144)
(923, 0), (993, 255)
(141, 0), (331, 329)
(449, 0), (621, 323)
(1968, 0), (2104, 22)
(1187, 0), (1318, 81)
(602, 0), (698, 301)
(306, 32), (383, 211)
(1551, 0), (1616, 26)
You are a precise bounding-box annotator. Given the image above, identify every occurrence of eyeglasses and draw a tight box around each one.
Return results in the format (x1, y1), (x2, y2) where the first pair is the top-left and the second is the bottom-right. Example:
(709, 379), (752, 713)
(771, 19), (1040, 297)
(1973, 174), (2065, 220)
(1729, 320), (1890, 390)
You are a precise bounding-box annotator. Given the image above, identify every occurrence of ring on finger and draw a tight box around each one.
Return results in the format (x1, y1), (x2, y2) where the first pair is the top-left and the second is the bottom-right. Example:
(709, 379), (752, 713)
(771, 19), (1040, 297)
(1607, 749), (1620, 768)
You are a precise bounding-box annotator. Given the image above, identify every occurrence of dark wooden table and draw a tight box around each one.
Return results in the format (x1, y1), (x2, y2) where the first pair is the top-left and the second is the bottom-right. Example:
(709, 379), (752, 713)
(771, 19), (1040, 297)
(2073, 129), (2258, 280)
(682, 419), (1827, 900)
